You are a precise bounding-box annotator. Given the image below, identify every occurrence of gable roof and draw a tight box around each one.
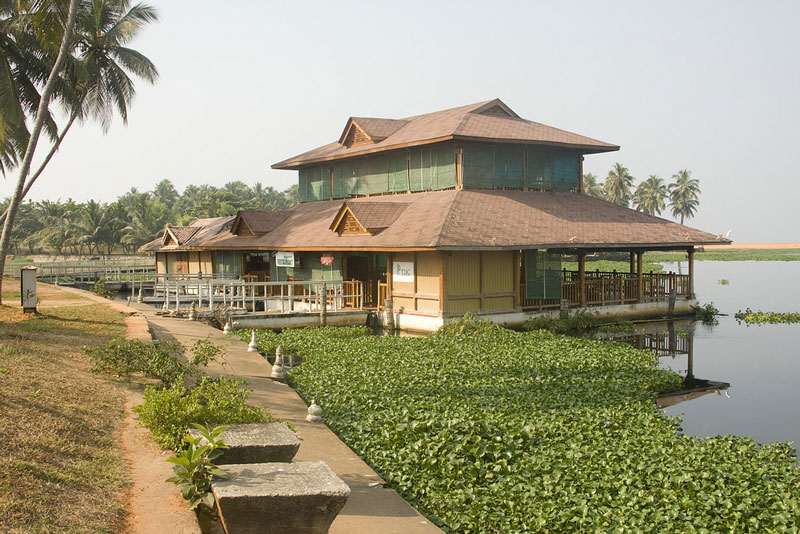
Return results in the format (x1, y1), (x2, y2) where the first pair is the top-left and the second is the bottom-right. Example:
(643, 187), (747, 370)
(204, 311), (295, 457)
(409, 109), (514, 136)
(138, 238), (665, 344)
(138, 216), (235, 252)
(147, 191), (729, 253)
(163, 226), (200, 247)
(231, 210), (290, 236)
(272, 99), (619, 169)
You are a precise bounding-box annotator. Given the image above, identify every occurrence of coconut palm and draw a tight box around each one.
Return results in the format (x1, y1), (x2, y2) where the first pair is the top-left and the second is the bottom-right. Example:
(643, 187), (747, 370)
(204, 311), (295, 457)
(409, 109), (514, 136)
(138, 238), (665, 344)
(604, 163), (634, 207)
(633, 175), (668, 216)
(0, 0), (157, 300)
(668, 169), (701, 224)
(153, 179), (178, 206)
(582, 173), (605, 199)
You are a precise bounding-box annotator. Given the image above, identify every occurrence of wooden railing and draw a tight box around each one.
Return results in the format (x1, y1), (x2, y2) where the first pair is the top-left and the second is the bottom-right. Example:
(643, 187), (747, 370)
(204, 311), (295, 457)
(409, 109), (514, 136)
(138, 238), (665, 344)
(159, 279), (364, 312)
(519, 271), (690, 310)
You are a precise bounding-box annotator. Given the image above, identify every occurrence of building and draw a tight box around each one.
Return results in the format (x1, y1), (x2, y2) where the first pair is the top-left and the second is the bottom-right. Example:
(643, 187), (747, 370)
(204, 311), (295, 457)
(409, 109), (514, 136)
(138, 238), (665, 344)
(141, 99), (728, 331)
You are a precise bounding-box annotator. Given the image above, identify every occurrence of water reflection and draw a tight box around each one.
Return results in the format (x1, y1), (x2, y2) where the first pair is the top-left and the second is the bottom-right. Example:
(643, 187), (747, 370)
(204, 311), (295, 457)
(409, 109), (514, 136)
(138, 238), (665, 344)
(595, 320), (730, 408)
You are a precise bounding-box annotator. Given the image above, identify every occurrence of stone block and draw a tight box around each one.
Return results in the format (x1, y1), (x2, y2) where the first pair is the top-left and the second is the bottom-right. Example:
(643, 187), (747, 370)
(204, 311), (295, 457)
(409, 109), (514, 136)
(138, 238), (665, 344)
(188, 423), (299, 465)
(212, 461), (350, 534)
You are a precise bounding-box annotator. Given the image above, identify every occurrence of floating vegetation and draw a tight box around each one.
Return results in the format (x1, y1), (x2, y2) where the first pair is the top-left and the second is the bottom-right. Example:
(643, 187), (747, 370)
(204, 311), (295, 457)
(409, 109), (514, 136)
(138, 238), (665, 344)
(250, 326), (799, 533)
(718, 278), (730, 285)
(692, 302), (720, 324)
(735, 308), (800, 325)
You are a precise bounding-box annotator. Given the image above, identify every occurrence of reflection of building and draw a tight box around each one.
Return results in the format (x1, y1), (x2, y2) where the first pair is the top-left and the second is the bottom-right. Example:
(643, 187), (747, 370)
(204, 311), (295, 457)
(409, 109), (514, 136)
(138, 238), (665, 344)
(141, 99), (729, 331)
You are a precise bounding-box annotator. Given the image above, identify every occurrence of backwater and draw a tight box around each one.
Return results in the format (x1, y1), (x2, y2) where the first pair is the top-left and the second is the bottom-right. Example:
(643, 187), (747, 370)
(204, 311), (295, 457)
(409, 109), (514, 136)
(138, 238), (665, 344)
(637, 260), (800, 448)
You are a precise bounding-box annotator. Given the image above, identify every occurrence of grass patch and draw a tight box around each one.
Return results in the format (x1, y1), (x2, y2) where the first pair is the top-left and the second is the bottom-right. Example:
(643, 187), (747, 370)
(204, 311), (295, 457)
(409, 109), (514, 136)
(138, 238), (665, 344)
(646, 248), (800, 262)
(264, 326), (799, 533)
(0, 293), (129, 533)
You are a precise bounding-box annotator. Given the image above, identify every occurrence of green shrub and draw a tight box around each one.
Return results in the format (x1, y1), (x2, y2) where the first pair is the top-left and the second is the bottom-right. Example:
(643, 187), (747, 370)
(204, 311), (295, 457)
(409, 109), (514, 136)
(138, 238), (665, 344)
(133, 375), (271, 450)
(92, 278), (116, 299)
(522, 310), (603, 334)
(166, 424), (229, 510)
(436, 312), (502, 336)
(84, 338), (224, 384)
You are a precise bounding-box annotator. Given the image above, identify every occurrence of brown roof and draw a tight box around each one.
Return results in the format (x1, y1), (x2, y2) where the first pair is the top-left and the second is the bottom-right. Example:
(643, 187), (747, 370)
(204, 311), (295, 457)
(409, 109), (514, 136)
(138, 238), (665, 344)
(233, 210), (290, 235)
(346, 202), (408, 231)
(149, 191), (729, 252)
(137, 216), (234, 252)
(272, 99), (619, 169)
(165, 226), (200, 246)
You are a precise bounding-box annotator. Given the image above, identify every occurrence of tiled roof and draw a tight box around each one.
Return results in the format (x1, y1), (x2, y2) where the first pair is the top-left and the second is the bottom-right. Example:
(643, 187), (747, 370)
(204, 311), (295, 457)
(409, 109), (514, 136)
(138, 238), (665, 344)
(346, 202), (408, 230)
(234, 210), (290, 235)
(272, 99), (619, 169)
(144, 191), (729, 252)
(166, 226), (200, 245)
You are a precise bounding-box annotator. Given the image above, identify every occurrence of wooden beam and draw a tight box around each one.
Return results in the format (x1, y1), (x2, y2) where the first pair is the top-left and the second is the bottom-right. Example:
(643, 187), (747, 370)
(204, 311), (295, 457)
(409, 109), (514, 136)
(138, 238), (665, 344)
(438, 253), (445, 315)
(578, 156), (584, 194)
(578, 252), (586, 306)
(637, 251), (643, 302)
(629, 251), (636, 274)
(688, 247), (695, 299)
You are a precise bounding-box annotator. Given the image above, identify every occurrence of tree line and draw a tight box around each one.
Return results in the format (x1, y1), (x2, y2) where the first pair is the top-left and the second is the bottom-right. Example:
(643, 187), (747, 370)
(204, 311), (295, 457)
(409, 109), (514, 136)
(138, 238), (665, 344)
(583, 163), (701, 224)
(3, 180), (298, 256)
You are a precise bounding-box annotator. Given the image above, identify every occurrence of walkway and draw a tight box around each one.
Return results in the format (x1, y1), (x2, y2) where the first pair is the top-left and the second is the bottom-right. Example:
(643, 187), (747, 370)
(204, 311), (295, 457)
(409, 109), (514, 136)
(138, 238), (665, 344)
(128, 301), (443, 534)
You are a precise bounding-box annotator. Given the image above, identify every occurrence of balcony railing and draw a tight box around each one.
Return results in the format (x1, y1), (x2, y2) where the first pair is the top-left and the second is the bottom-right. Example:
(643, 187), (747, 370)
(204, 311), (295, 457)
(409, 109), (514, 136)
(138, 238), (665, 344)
(519, 271), (690, 310)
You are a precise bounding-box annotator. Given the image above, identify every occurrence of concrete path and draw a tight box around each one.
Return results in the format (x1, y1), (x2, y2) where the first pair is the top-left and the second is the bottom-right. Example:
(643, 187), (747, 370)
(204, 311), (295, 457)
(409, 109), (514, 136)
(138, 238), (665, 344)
(128, 301), (443, 534)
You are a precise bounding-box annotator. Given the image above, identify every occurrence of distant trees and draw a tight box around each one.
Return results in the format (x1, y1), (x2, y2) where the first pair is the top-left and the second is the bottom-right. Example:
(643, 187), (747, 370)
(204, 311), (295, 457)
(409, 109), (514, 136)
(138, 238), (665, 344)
(3, 180), (298, 256)
(668, 169), (701, 224)
(603, 163), (634, 207)
(584, 164), (701, 223)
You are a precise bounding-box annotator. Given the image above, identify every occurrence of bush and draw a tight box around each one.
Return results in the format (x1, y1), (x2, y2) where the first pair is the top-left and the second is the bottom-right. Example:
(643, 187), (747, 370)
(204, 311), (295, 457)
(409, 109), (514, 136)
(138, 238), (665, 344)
(92, 278), (116, 299)
(133, 375), (271, 450)
(522, 310), (602, 334)
(83, 338), (224, 384)
(436, 312), (502, 336)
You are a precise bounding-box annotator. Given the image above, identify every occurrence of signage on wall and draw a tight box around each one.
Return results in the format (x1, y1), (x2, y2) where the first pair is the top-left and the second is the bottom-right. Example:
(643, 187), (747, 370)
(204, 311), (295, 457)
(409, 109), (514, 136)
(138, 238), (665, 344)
(320, 253), (334, 266)
(393, 261), (414, 283)
(275, 251), (295, 268)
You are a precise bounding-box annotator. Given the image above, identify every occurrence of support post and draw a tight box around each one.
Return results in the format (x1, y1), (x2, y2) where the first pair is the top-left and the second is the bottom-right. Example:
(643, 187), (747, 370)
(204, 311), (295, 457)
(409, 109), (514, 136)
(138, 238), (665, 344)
(320, 282), (327, 326)
(637, 251), (643, 302)
(578, 252), (586, 306)
(687, 247), (695, 299)
(629, 251), (635, 274)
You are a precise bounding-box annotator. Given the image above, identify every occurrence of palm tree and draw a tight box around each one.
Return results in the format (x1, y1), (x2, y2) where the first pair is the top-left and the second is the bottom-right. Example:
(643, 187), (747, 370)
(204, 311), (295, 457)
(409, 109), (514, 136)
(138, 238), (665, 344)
(603, 163), (634, 207)
(153, 179), (178, 206)
(122, 197), (168, 249)
(668, 169), (701, 224)
(633, 175), (668, 216)
(582, 173), (605, 199)
(0, 0), (157, 300)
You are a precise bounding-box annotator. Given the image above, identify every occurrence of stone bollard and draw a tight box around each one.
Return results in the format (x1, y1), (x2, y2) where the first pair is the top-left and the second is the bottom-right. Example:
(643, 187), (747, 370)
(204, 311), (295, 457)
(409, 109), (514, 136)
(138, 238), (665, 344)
(189, 301), (198, 321)
(223, 318), (232, 334)
(306, 400), (323, 423)
(247, 329), (259, 352)
(271, 346), (287, 381)
(137, 287), (143, 303)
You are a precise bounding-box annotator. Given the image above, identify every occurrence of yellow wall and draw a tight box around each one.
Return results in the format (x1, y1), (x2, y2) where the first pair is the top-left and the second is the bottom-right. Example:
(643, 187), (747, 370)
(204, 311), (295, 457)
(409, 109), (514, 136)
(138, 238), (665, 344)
(389, 251), (441, 315)
(156, 253), (166, 274)
(200, 252), (213, 274)
(444, 251), (516, 314)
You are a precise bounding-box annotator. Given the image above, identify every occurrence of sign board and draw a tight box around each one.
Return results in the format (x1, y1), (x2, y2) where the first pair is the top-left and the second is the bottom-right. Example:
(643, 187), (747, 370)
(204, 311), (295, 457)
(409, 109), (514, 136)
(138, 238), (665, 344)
(320, 253), (334, 266)
(20, 266), (37, 313)
(393, 261), (414, 283)
(275, 251), (295, 268)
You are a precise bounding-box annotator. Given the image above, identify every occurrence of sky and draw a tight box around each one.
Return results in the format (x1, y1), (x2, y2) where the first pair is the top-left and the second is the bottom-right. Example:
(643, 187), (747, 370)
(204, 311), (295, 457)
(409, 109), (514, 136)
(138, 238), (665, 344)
(3, 0), (799, 242)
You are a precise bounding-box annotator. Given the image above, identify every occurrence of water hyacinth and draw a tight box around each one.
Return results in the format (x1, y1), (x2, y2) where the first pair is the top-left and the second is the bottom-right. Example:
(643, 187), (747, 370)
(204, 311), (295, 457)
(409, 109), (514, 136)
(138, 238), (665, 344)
(245, 325), (799, 533)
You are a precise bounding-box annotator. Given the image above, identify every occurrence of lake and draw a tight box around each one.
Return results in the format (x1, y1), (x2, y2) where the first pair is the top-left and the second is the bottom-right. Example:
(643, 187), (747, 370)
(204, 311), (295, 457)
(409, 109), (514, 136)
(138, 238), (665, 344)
(654, 260), (800, 448)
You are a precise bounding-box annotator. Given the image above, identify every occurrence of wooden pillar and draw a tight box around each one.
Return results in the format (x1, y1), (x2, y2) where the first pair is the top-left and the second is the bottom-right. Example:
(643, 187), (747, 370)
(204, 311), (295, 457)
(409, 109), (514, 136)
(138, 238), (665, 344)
(513, 250), (520, 308)
(688, 247), (695, 299)
(578, 156), (584, 194)
(636, 251), (643, 302)
(578, 252), (586, 306)
(438, 253), (445, 315)
(629, 251), (636, 274)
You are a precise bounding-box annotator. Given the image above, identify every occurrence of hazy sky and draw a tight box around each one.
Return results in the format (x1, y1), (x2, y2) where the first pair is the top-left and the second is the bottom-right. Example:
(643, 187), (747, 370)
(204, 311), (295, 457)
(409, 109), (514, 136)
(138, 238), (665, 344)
(3, 0), (798, 242)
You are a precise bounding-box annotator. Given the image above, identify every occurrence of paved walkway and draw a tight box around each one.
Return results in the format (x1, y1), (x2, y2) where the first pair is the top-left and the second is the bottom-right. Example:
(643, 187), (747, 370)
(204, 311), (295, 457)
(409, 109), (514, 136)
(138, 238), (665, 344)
(127, 301), (443, 534)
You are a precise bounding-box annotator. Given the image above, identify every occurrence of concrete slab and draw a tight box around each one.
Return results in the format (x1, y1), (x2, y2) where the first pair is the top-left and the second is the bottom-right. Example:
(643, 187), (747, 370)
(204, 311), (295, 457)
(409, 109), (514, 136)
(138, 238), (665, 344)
(188, 423), (300, 464)
(213, 462), (350, 534)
